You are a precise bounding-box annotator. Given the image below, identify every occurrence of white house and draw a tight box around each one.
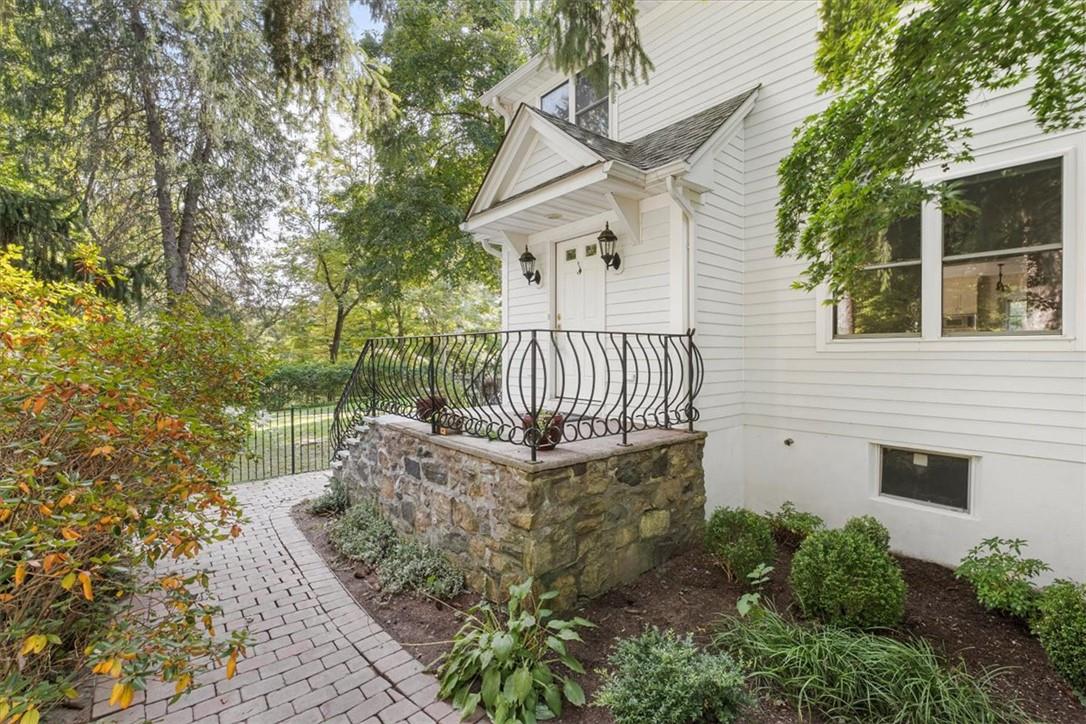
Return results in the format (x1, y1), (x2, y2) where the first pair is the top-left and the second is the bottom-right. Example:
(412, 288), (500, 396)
(462, 0), (1086, 580)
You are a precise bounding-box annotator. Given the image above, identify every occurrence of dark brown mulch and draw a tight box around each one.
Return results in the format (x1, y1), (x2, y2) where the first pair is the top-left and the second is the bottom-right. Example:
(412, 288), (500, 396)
(292, 504), (1085, 723)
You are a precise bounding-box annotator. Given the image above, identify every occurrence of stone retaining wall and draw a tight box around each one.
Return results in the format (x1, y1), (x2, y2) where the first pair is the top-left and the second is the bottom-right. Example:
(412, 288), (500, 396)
(334, 418), (706, 608)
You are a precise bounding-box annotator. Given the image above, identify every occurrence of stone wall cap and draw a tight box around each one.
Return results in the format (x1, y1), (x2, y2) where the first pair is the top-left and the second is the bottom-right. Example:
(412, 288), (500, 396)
(368, 415), (706, 473)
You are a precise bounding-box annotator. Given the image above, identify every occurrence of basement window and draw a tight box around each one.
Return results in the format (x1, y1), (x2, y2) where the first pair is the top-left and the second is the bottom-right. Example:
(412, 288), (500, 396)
(879, 446), (969, 511)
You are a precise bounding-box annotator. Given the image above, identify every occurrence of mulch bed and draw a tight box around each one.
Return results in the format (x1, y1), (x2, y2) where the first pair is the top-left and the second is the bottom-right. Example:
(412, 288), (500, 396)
(292, 503), (1085, 723)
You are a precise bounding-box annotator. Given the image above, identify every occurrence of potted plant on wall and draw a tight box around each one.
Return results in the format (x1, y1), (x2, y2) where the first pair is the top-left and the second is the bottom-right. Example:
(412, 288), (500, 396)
(521, 408), (564, 450)
(416, 395), (459, 434)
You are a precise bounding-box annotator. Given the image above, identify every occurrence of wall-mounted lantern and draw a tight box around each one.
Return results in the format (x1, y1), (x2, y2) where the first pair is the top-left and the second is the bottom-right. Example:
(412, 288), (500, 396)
(519, 248), (541, 285)
(598, 223), (621, 271)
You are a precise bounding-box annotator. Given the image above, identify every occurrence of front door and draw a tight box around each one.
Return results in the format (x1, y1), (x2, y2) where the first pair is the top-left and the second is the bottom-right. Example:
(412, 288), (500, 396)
(553, 236), (606, 411)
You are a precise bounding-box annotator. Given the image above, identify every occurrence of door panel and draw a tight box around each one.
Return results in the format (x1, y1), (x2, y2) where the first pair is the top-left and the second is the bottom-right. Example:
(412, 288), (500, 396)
(554, 237), (607, 410)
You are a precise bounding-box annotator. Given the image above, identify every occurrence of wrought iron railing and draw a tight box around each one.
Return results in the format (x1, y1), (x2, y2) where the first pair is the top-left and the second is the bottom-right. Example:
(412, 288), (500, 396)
(330, 329), (703, 462)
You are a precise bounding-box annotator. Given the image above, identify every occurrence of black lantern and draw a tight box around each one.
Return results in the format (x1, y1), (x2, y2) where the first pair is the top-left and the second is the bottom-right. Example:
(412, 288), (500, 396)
(519, 248), (541, 285)
(598, 222), (620, 270)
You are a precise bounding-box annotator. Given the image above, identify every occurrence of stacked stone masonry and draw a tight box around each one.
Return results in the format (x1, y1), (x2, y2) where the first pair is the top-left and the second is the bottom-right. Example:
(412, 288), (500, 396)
(334, 418), (707, 608)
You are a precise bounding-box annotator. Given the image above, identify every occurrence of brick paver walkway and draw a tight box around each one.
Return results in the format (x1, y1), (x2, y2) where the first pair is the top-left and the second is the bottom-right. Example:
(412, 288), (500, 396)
(90, 472), (456, 724)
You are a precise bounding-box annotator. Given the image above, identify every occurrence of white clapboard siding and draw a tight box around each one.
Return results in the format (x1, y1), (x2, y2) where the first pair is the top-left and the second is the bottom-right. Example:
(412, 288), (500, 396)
(503, 137), (577, 199)
(604, 205), (671, 331)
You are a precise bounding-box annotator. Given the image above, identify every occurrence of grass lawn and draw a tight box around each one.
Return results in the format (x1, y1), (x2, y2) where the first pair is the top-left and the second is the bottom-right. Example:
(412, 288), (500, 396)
(230, 405), (334, 483)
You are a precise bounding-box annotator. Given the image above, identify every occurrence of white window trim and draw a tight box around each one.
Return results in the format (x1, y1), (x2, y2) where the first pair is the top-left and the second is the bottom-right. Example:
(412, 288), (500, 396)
(817, 137), (1083, 352)
(536, 72), (614, 138)
(868, 442), (979, 520)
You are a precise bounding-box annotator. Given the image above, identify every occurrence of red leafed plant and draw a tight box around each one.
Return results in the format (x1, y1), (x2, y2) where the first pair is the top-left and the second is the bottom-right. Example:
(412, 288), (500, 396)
(0, 245), (265, 722)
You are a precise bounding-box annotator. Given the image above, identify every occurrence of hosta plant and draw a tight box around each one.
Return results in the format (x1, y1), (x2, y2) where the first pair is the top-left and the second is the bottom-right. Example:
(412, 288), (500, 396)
(0, 245), (262, 720)
(436, 579), (592, 722)
(955, 537), (1050, 620)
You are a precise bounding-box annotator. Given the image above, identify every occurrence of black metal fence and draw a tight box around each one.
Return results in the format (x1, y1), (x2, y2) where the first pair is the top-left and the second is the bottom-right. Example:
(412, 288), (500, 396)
(330, 328), (703, 462)
(230, 405), (333, 483)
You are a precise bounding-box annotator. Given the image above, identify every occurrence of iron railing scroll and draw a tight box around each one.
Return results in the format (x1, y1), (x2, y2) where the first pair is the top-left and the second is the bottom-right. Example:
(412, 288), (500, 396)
(330, 329), (704, 463)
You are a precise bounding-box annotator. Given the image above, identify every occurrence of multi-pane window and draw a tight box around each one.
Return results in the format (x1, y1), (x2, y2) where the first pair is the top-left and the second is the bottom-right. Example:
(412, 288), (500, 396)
(539, 59), (609, 136)
(574, 62), (609, 135)
(834, 214), (922, 336)
(832, 156), (1065, 340)
(540, 82), (569, 121)
(880, 446), (970, 511)
(942, 158), (1063, 335)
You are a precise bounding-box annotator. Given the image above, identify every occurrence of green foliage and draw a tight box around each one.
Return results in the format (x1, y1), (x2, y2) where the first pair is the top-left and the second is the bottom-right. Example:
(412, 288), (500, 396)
(955, 537), (1050, 620)
(736, 563), (774, 618)
(776, 0), (1086, 299)
(309, 477), (350, 516)
(594, 628), (748, 724)
(765, 501), (824, 544)
(328, 502), (399, 567)
(842, 515), (891, 552)
(790, 528), (905, 628)
(378, 540), (464, 600)
(716, 609), (1023, 723)
(0, 246), (261, 719)
(436, 579), (593, 722)
(328, 502), (463, 599)
(1031, 581), (1086, 694)
(540, 0), (653, 88)
(260, 362), (355, 409)
(704, 507), (776, 582)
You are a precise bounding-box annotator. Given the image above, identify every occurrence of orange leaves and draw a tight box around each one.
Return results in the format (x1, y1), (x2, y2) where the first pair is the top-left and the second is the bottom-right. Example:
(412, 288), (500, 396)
(90, 445), (115, 458)
(229, 524), (242, 539)
(14, 562), (26, 587)
(108, 683), (135, 709)
(41, 552), (66, 574)
(160, 576), (183, 591)
(225, 651), (238, 680)
(175, 674), (192, 695)
(21, 394), (48, 415)
(78, 571), (93, 601)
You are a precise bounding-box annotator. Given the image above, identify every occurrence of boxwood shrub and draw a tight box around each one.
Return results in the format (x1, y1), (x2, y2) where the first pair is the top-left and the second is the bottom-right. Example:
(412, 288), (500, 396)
(1031, 580), (1086, 694)
(705, 507), (777, 582)
(790, 528), (906, 628)
(594, 628), (748, 724)
(843, 515), (891, 552)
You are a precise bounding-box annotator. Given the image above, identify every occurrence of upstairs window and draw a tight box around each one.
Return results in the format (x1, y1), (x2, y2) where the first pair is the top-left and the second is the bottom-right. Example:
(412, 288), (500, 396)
(574, 62), (609, 135)
(834, 213), (922, 337)
(942, 158), (1063, 335)
(539, 59), (610, 136)
(540, 82), (569, 120)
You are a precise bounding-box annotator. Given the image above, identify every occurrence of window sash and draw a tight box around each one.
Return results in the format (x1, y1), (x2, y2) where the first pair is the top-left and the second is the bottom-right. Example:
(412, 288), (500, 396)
(942, 242), (1062, 263)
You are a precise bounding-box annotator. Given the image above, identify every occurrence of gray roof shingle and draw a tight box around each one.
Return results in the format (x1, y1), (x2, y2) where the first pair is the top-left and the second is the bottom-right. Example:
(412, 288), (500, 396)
(529, 86), (758, 170)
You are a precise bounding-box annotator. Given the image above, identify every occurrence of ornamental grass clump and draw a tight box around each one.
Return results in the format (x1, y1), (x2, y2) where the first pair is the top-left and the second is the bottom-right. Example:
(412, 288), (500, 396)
(1031, 580), (1086, 694)
(704, 507), (776, 582)
(0, 245), (262, 721)
(716, 609), (1023, 723)
(594, 628), (749, 724)
(437, 579), (592, 722)
(790, 528), (905, 628)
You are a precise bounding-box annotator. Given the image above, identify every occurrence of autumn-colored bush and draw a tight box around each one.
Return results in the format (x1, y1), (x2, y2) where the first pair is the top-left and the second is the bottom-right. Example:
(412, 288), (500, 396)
(0, 245), (264, 721)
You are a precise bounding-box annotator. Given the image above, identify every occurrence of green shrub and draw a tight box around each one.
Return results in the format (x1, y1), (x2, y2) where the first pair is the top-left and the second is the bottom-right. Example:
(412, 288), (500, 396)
(328, 502), (398, 567)
(955, 537), (1049, 619)
(705, 507), (776, 582)
(843, 515), (891, 551)
(328, 502), (463, 599)
(716, 609), (1022, 723)
(259, 361), (354, 409)
(436, 579), (592, 721)
(1031, 581), (1086, 694)
(765, 501), (824, 544)
(790, 528), (906, 628)
(379, 540), (464, 599)
(310, 476), (350, 516)
(594, 628), (748, 724)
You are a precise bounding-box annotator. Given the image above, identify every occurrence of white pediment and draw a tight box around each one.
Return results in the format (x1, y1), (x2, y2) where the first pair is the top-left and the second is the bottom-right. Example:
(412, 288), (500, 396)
(469, 106), (603, 217)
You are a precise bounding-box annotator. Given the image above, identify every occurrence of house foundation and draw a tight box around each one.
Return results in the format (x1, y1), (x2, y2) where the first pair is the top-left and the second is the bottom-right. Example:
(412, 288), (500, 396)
(333, 416), (706, 608)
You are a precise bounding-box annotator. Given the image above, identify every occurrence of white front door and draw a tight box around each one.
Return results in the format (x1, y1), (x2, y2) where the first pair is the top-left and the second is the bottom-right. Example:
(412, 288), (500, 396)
(553, 237), (607, 411)
(555, 236), (606, 333)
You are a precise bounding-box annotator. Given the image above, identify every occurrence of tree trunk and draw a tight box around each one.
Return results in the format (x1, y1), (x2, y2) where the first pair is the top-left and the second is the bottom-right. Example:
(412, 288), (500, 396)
(329, 304), (347, 363)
